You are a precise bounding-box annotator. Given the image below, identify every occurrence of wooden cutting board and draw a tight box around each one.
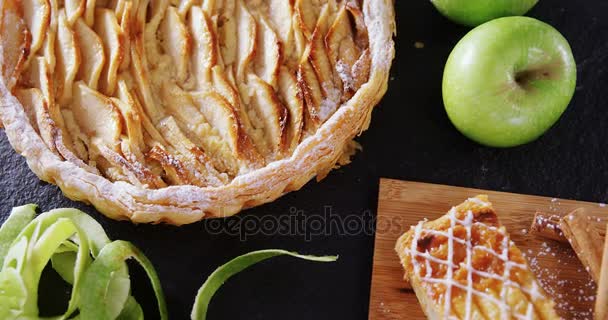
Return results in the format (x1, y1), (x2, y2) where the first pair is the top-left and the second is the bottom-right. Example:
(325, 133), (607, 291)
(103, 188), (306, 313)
(369, 179), (606, 320)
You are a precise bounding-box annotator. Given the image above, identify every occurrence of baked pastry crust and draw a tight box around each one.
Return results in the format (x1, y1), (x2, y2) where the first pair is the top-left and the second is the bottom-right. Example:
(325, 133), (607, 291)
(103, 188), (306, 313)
(0, 0), (395, 224)
(395, 195), (561, 320)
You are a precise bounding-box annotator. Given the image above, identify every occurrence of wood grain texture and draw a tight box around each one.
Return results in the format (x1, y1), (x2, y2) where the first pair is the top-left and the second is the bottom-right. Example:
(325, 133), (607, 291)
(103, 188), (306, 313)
(369, 179), (607, 320)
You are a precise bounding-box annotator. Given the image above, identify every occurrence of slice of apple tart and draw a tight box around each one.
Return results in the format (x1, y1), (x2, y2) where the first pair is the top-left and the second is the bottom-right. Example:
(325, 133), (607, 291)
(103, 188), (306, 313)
(396, 196), (560, 319)
(0, 0), (395, 224)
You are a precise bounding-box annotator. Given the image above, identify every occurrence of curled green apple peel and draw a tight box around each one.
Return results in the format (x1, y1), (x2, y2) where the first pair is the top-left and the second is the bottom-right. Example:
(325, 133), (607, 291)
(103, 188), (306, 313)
(442, 16), (577, 147)
(0, 205), (337, 319)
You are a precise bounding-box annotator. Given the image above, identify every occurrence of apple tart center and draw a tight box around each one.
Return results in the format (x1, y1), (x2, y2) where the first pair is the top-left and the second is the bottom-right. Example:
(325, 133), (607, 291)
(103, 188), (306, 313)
(6, 0), (371, 188)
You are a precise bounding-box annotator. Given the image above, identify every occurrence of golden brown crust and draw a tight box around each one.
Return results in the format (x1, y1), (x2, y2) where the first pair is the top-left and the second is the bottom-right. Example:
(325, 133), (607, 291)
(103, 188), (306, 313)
(0, 0), (395, 225)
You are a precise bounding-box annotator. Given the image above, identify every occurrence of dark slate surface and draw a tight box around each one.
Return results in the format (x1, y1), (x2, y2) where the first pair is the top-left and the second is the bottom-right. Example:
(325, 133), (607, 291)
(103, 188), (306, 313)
(2, 1), (608, 319)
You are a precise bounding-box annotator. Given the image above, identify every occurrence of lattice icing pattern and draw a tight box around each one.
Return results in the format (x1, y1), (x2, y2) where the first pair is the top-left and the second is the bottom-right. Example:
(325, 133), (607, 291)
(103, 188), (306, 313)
(396, 196), (560, 320)
(4, 0), (370, 188)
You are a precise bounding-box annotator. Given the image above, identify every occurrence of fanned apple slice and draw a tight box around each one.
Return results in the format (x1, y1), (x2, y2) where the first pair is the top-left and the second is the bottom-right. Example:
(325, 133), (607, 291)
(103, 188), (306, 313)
(294, 0), (323, 40)
(278, 67), (304, 152)
(146, 145), (193, 186)
(188, 6), (217, 86)
(235, 0), (256, 82)
(93, 8), (123, 96)
(61, 108), (91, 161)
(308, 4), (340, 94)
(246, 74), (288, 157)
(297, 58), (323, 127)
(14, 88), (58, 153)
(83, 0), (95, 26)
(160, 82), (237, 175)
(19, 56), (89, 166)
(350, 48), (370, 96)
(113, 82), (145, 153)
(213, 0), (237, 66)
(20, 0), (50, 56)
(70, 81), (122, 146)
(97, 144), (166, 188)
(299, 4), (342, 125)
(156, 116), (226, 187)
(177, 0), (195, 18)
(0, 0), (30, 90)
(42, 0), (58, 71)
(253, 15), (280, 88)
(74, 18), (105, 90)
(345, 0), (368, 49)
(129, 38), (165, 122)
(142, 0), (168, 66)
(326, 5), (359, 100)
(64, 0), (84, 25)
(55, 10), (81, 106)
(19, 57), (54, 108)
(159, 6), (190, 83)
(262, 0), (300, 68)
(117, 1), (132, 71)
(191, 91), (263, 172)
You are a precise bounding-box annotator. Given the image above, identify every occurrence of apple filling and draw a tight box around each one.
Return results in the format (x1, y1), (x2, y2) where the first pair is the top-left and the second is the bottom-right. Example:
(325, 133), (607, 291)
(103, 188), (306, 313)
(5, 0), (371, 188)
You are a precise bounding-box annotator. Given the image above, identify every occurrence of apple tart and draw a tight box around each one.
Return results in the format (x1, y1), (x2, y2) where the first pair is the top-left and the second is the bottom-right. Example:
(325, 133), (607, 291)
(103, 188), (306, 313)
(396, 196), (560, 319)
(0, 0), (395, 224)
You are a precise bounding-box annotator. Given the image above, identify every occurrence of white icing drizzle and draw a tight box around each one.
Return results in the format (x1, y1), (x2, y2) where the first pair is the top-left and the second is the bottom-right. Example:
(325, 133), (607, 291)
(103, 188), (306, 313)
(404, 199), (546, 319)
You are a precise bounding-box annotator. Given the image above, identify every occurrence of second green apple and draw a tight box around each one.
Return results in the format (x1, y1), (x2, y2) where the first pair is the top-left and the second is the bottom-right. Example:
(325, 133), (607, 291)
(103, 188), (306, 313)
(431, 0), (539, 26)
(442, 16), (576, 148)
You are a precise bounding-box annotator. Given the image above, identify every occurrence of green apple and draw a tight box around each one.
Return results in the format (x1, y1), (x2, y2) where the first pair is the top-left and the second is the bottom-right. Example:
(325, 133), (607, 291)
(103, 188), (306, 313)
(431, 0), (539, 27)
(442, 17), (576, 148)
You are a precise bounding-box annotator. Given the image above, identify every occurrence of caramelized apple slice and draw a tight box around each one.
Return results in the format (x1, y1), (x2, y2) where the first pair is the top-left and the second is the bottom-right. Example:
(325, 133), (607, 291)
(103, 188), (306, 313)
(235, 0), (256, 82)
(55, 10), (80, 106)
(142, 0), (168, 66)
(21, 0), (50, 56)
(160, 82), (237, 175)
(246, 75), (288, 157)
(70, 81), (122, 145)
(297, 59), (322, 126)
(308, 5), (339, 95)
(97, 144), (166, 188)
(61, 108), (90, 160)
(74, 18), (105, 90)
(19, 57), (88, 165)
(116, 76), (167, 148)
(42, 0), (58, 71)
(294, 0), (322, 39)
(177, 0), (195, 18)
(188, 6), (217, 86)
(129, 38), (164, 122)
(64, 0), (84, 25)
(350, 48), (371, 95)
(253, 15), (280, 87)
(159, 6), (190, 83)
(146, 145), (193, 186)
(345, 0), (368, 50)
(117, 1), (132, 71)
(326, 5), (358, 99)
(213, 0), (237, 66)
(0, 0), (30, 90)
(14, 88), (58, 153)
(83, 0), (95, 26)
(112, 86), (145, 153)
(157, 116), (227, 186)
(19, 57), (54, 108)
(191, 91), (263, 172)
(278, 68), (304, 152)
(94, 8), (124, 96)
